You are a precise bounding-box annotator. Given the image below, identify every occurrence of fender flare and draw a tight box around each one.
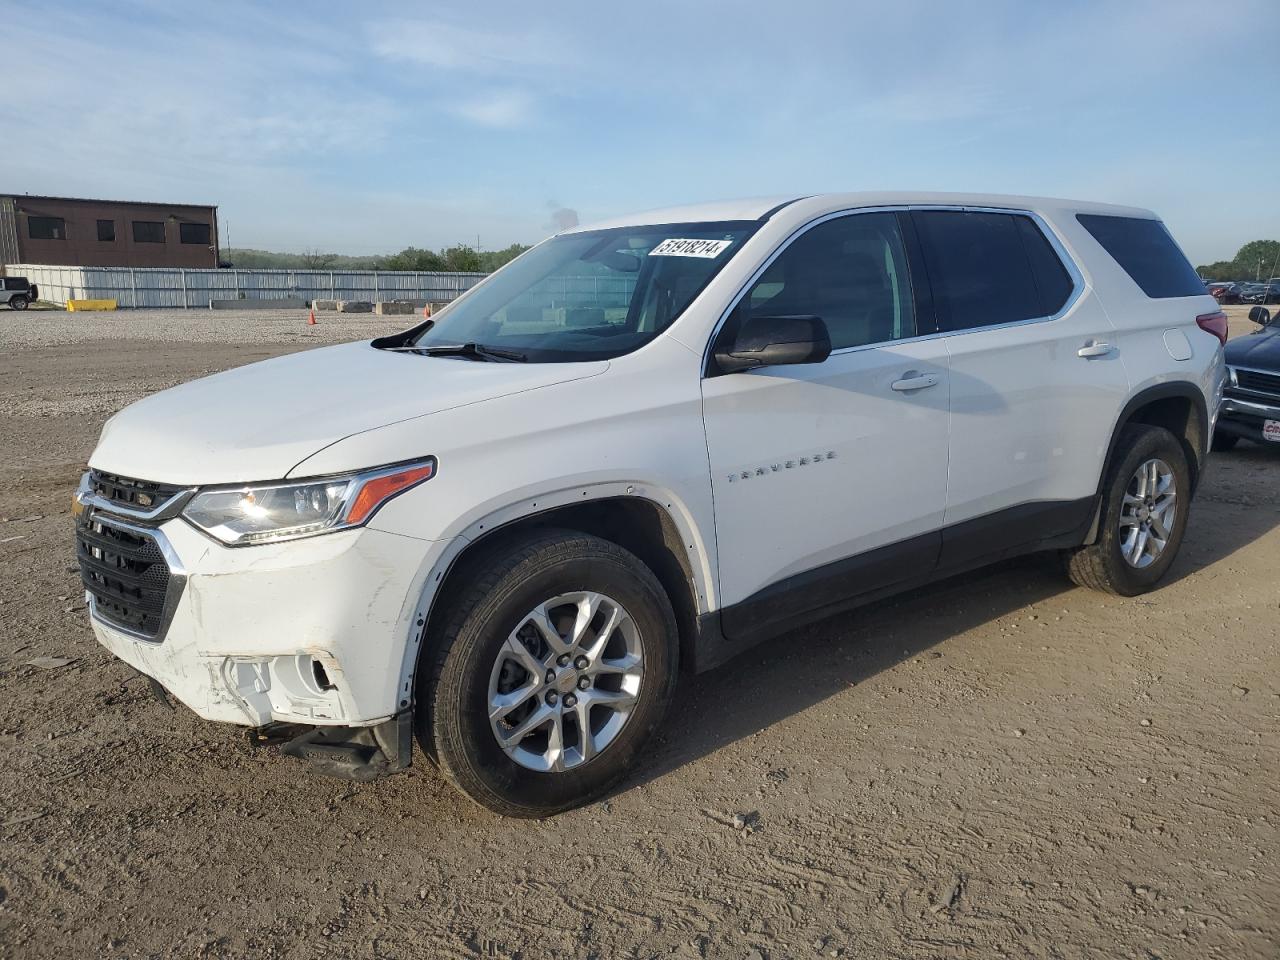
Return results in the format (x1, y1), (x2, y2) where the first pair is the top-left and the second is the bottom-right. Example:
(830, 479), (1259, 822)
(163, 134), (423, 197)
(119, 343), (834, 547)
(388, 481), (717, 716)
(1084, 380), (1209, 543)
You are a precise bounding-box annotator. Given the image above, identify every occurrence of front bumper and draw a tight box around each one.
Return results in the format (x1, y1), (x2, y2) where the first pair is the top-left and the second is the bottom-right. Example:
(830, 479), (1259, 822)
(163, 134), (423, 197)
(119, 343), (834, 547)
(82, 503), (448, 727)
(1217, 394), (1280, 443)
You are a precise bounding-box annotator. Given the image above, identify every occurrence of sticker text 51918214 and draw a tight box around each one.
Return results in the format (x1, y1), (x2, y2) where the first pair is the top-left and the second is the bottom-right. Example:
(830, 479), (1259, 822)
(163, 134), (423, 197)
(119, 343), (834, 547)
(649, 238), (733, 258)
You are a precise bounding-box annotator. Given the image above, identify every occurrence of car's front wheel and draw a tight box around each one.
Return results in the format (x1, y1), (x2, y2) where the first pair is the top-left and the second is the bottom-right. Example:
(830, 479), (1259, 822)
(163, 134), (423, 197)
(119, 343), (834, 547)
(1064, 424), (1192, 596)
(419, 528), (678, 817)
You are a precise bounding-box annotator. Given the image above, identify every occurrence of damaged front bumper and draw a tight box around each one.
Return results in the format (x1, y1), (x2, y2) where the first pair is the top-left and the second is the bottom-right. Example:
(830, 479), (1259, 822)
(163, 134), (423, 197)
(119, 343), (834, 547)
(78, 484), (449, 732)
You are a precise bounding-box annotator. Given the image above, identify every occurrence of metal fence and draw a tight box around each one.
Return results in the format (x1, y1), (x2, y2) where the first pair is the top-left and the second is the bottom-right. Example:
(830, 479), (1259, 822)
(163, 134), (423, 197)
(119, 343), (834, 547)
(4, 264), (487, 309)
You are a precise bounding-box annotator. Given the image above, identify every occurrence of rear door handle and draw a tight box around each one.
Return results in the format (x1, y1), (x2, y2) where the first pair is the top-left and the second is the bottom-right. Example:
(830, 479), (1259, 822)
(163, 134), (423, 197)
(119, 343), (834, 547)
(1077, 341), (1113, 358)
(890, 372), (940, 392)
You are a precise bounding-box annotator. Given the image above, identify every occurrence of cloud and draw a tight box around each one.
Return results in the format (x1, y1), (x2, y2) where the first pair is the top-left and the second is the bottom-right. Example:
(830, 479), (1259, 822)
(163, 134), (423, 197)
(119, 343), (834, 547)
(0, 0), (1273, 262)
(0, 4), (401, 171)
(367, 20), (564, 74)
(450, 90), (536, 129)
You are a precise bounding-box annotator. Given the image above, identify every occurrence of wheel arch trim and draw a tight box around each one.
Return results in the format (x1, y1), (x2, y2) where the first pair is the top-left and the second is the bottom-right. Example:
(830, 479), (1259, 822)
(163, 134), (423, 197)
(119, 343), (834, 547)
(1085, 380), (1209, 543)
(390, 481), (717, 716)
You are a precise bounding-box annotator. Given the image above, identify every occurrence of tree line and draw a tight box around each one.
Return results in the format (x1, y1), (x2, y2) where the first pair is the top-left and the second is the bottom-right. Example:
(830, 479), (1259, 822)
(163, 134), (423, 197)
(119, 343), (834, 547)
(1196, 239), (1280, 281)
(222, 243), (531, 273)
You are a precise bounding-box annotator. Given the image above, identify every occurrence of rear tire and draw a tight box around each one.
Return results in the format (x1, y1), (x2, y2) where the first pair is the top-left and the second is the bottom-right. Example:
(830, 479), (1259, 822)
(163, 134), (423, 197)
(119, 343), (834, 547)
(1064, 424), (1191, 596)
(1211, 431), (1239, 452)
(10, 295), (28, 311)
(419, 528), (678, 818)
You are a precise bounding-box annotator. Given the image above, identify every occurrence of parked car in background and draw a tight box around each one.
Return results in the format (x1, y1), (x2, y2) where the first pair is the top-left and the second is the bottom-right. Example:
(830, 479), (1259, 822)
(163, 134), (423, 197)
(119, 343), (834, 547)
(1215, 306), (1280, 449)
(1208, 282), (1243, 304)
(2, 276), (38, 310)
(75, 192), (1225, 816)
(1240, 282), (1280, 304)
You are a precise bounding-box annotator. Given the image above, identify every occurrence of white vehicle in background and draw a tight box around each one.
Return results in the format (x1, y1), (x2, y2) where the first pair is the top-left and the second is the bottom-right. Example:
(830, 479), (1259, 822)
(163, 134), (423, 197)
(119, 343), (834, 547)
(76, 192), (1225, 816)
(3, 276), (38, 310)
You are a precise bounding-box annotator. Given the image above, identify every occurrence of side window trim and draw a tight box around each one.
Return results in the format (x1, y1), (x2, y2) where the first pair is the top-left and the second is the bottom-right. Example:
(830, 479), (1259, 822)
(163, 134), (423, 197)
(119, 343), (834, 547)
(895, 210), (940, 339)
(702, 205), (929, 375)
(905, 205), (1085, 336)
(701, 204), (1086, 376)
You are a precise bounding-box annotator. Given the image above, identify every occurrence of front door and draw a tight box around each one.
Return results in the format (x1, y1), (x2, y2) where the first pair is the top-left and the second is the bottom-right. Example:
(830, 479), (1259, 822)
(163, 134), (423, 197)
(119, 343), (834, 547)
(700, 210), (950, 641)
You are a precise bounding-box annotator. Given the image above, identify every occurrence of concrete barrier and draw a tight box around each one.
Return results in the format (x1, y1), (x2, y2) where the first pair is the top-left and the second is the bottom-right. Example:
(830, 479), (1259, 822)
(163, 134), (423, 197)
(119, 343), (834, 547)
(209, 297), (306, 310)
(336, 300), (373, 313)
(67, 299), (118, 312)
(374, 301), (417, 315)
(311, 299), (339, 311)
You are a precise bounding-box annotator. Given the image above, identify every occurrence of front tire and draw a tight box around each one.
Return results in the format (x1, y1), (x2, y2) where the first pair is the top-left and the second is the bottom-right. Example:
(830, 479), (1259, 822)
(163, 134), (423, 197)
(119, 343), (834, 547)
(1064, 424), (1192, 596)
(419, 528), (678, 817)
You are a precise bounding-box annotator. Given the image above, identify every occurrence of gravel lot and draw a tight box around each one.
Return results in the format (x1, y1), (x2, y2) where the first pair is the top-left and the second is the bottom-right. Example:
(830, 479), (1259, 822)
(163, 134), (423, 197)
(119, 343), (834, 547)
(1, 305), (1277, 959)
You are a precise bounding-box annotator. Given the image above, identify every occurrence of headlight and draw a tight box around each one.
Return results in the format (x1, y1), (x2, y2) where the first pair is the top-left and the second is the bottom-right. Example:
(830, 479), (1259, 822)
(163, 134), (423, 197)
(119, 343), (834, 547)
(182, 458), (435, 546)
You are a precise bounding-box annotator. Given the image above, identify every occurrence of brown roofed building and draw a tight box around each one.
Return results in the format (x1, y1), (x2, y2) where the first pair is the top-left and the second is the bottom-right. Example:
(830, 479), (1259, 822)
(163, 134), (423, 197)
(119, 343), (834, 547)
(0, 194), (219, 268)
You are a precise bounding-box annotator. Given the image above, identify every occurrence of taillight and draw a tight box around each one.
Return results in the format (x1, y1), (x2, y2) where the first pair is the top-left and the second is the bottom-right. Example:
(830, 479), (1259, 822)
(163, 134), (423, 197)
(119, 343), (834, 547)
(1195, 311), (1228, 345)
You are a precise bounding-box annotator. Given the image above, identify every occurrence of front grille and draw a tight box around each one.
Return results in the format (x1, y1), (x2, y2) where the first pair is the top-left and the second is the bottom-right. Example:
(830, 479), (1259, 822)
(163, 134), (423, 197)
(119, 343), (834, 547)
(77, 517), (172, 639)
(1234, 368), (1280, 400)
(88, 469), (188, 514)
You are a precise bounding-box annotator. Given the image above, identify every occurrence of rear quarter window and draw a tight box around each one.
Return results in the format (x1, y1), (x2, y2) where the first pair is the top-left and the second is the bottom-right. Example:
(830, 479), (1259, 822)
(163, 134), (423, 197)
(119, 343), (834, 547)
(1076, 214), (1204, 299)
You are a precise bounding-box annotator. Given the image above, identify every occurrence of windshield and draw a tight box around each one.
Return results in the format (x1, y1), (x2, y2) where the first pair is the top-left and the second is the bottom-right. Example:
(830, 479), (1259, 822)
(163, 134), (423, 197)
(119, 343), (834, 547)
(404, 221), (757, 362)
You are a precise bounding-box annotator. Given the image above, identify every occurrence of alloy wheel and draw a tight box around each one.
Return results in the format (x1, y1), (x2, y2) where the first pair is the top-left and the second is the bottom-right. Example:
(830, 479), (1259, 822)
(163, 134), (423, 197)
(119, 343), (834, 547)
(1118, 457), (1177, 569)
(487, 591), (643, 772)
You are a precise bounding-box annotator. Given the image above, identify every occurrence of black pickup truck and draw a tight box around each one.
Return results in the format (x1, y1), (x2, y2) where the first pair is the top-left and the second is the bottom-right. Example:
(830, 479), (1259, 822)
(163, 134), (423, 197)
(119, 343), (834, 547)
(1215, 306), (1280, 449)
(2, 276), (38, 310)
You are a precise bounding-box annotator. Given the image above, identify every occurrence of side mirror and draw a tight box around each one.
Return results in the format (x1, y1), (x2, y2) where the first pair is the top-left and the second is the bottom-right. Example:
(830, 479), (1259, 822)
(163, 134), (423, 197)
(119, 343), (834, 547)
(714, 315), (832, 374)
(1247, 306), (1271, 326)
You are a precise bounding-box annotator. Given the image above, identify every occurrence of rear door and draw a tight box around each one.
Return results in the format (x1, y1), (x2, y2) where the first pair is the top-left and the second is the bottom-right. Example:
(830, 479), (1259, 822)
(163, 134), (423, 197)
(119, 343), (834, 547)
(909, 208), (1129, 568)
(701, 210), (950, 638)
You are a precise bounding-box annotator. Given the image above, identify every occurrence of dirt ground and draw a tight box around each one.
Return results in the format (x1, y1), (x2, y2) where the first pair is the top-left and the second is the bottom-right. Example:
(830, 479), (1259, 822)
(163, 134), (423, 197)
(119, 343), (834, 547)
(1, 306), (1276, 959)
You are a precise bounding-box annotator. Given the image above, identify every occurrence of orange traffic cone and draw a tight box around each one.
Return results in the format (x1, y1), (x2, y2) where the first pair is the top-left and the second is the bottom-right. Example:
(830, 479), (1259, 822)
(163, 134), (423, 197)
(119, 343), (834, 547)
(422, 302), (432, 319)
(308, 308), (317, 326)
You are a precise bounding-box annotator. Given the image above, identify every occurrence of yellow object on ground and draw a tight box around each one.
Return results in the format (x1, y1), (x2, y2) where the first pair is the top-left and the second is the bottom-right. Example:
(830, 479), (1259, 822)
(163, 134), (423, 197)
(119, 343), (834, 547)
(67, 299), (118, 311)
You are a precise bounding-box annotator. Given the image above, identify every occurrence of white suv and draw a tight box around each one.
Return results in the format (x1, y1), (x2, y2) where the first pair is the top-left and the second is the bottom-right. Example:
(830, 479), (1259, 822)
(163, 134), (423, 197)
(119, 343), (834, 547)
(77, 192), (1226, 816)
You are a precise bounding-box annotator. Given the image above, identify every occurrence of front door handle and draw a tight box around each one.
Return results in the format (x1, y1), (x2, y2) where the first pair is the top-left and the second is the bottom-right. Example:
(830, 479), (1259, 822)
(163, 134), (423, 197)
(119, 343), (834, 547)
(890, 371), (940, 392)
(1077, 341), (1113, 358)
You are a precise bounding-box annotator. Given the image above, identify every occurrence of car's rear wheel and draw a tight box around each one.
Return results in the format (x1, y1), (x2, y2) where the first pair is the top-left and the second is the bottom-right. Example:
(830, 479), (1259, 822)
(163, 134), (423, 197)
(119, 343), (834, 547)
(419, 528), (678, 817)
(10, 295), (28, 311)
(1064, 424), (1192, 596)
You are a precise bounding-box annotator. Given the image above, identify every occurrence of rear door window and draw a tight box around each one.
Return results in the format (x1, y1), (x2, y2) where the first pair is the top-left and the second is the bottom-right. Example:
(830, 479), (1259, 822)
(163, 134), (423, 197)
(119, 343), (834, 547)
(1076, 214), (1204, 298)
(911, 210), (1075, 331)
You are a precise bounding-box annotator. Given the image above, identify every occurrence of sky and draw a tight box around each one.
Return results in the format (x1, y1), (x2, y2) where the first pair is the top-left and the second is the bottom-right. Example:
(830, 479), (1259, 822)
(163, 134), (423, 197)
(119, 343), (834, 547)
(2, 0), (1277, 264)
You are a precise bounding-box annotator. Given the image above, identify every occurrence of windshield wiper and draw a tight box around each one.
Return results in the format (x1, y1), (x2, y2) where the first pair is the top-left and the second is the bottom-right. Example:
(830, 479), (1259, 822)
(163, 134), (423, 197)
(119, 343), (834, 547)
(411, 342), (528, 363)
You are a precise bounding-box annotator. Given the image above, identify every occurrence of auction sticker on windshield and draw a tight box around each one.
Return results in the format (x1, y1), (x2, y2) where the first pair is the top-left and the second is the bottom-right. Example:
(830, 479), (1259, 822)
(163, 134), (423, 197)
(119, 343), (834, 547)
(649, 238), (734, 258)
(1264, 419), (1280, 442)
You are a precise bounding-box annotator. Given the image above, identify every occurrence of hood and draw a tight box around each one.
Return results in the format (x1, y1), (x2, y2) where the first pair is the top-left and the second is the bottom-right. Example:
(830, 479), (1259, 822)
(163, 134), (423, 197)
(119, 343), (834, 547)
(90, 342), (608, 484)
(1225, 326), (1280, 368)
